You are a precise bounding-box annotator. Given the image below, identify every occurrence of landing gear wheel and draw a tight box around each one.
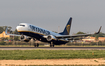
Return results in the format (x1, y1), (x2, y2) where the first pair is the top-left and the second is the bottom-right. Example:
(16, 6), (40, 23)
(37, 43), (39, 47)
(53, 44), (54, 47)
(50, 42), (54, 47)
(34, 43), (37, 47)
(50, 44), (52, 47)
(34, 43), (39, 47)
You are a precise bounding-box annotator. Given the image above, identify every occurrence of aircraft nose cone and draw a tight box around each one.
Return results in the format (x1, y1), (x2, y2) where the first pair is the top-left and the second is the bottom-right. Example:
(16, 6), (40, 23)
(16, 26), (20, 31)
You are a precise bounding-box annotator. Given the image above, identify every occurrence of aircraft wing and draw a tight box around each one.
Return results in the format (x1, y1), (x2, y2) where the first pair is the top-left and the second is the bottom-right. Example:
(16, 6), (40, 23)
(55, 26), (102, 39)
(5, 27), (21, 36)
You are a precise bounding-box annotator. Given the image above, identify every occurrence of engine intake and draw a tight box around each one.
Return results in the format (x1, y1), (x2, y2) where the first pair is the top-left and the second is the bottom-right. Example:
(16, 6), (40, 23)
(47, 35), (52, 41)
(20, 35), (31, 42)
(45, 35), (56, 41)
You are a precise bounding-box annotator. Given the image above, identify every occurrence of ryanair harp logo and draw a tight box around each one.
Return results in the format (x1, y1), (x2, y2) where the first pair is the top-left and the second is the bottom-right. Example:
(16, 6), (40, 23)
(66, 25), (70, 34)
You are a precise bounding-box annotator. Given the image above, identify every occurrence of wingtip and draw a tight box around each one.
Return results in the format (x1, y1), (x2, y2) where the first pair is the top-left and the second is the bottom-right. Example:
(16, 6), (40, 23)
(95, 26), (102, 34)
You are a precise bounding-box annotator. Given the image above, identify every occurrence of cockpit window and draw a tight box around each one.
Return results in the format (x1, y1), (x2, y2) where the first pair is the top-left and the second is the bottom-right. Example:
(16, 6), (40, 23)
(20, 25), (25, 27)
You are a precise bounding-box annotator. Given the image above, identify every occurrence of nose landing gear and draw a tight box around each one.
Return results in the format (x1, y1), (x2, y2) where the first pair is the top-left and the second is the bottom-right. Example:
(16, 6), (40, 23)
(33, 39), (39, 47)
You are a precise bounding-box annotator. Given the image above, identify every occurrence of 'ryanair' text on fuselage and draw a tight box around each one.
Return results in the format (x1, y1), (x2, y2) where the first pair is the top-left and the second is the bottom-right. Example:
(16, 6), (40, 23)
(29, 25), (50, 35)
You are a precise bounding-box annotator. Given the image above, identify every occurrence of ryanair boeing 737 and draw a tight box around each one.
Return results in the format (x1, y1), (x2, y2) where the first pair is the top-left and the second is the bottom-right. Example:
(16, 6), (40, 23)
(6, 17), (101, 47)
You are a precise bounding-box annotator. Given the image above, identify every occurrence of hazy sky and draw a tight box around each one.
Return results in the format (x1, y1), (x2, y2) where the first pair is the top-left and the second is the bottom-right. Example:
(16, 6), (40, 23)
(0, 0), (105, 35)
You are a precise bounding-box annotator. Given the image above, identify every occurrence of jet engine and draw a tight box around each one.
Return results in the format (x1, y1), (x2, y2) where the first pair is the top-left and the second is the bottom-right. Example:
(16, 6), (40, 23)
(20, 35), (31, 42)
(44, 35), (56, 41)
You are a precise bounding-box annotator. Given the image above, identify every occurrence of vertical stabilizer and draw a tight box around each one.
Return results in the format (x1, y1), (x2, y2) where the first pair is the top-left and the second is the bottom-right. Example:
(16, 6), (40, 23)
(59, 17), (72, 35)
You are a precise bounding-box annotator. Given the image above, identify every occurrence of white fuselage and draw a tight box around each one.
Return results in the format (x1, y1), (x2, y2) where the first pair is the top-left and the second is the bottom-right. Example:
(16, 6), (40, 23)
(16, 23), (62, 36)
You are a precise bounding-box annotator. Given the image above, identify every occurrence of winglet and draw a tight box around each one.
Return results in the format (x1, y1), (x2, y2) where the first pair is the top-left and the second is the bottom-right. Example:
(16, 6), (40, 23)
(95, 26), (102, 34)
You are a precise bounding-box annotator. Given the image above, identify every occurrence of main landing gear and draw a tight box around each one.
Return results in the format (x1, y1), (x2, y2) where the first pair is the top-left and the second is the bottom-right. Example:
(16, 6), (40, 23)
(50, 42), (54, 47)
(33, 39), (39, 47)
(33, 39), (54, 47)
(34, 43), (39, 47)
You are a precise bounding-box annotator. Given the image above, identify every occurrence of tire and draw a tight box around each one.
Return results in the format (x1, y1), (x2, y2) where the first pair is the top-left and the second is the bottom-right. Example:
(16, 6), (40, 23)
(53, 44), (54, 47)
(50, 44), (52, 47)
(50, 42), (54, 47)
(34, 43), (37, 47)
(37, 43), (39, 47)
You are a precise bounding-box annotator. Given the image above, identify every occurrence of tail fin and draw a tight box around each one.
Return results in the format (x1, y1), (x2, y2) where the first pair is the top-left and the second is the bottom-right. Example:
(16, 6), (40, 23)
(59, 17), (72, 35)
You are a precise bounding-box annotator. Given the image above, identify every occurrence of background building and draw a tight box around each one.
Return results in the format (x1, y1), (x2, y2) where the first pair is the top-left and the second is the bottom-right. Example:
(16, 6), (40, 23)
(0, 31), (10, 38)
(82, 37), (105, 42)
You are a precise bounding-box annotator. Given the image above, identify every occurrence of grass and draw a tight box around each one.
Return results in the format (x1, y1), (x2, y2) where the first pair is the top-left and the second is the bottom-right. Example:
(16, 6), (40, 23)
(0, 50), (105, 60)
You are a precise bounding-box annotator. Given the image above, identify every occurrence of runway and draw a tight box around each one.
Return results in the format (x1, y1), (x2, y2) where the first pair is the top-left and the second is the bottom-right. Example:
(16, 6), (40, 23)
(0, 47), (105, 50)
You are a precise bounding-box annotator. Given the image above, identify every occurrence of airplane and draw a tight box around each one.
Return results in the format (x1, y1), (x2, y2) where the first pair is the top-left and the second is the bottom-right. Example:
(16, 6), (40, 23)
(5, 17), (102, 47)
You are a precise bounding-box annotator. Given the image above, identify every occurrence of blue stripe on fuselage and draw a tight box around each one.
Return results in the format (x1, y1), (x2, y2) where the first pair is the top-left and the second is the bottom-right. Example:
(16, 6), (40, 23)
(19, 31), (68, 45)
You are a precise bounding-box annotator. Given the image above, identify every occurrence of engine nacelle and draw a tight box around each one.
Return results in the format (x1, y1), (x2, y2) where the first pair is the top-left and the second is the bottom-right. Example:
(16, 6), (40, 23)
(20, 35), (31, 42)
(44, 35), (56, 41)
